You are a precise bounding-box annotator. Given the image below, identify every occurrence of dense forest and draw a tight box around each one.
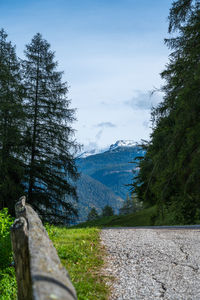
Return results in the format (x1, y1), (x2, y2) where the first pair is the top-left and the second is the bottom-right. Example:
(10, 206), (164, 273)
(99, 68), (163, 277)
(0, 30), (79, 223)
(133, 0), (200, 224)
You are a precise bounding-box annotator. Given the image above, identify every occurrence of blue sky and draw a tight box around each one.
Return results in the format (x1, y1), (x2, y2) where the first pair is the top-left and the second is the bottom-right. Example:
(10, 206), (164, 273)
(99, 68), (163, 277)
(1, 0), (173, 150)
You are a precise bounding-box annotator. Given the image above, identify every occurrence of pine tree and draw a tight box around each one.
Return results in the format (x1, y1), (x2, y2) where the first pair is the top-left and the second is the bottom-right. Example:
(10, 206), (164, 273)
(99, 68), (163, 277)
(102, 205), (114, 217)
(22, 33), (79, 223)
(119, 194), (133, 215)
(133, 0), (200, 224)
(119, 194), (143, 215)
(87, 208), (99, 221)
(0, 29), (25, 215)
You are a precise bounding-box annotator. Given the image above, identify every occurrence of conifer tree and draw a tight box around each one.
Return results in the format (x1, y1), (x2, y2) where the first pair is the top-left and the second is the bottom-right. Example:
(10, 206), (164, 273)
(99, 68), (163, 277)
(119, 194), (143, 215)
(87, 208), (99, 221)
(119, 194), (133, 215)
(133, 0), (200, 224)
(22, 33), (79, 223)
(102, 205), (114, 217)
(0, 29), (25, 214)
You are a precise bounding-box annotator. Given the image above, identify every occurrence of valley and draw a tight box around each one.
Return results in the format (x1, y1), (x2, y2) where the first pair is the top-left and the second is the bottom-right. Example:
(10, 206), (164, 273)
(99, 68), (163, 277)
(75, 140), (145, 221)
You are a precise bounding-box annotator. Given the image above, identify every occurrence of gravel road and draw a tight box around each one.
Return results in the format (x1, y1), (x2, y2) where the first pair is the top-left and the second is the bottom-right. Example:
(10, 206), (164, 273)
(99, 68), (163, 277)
(100, 228), (200, 300)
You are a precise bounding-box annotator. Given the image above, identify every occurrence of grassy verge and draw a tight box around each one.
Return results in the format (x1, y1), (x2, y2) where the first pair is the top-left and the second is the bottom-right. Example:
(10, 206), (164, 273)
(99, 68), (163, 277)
(0, 225), (109, 300)
(46, 226), (109, 300)
(0, 205), (157, 299)
(74, 206), (157, 228)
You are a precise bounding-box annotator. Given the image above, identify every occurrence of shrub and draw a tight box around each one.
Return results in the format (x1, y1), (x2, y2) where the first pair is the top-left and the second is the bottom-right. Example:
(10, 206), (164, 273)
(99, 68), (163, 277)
(0, 208), (17, 299)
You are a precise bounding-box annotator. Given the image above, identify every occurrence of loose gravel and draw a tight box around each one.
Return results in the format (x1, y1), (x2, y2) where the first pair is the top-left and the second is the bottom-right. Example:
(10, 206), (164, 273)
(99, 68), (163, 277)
(100, 228), (200, 300)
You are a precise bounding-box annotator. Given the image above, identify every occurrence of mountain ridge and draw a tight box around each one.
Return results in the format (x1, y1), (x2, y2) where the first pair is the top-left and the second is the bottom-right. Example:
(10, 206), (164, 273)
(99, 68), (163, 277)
(77, 139), (139, 158)
(75, 140), (145, 221)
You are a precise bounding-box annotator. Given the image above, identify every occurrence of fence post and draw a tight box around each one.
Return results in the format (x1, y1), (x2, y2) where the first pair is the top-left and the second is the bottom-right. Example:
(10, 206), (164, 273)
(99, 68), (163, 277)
(11, 196), (77, 300)
(10, 217), (33, 299)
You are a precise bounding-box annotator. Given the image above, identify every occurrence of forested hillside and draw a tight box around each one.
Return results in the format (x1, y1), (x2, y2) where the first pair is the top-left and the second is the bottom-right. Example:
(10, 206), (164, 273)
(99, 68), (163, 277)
(77, 142), (145, 199)
(133, 0), (200, 224)
(76, 173), (123, 221)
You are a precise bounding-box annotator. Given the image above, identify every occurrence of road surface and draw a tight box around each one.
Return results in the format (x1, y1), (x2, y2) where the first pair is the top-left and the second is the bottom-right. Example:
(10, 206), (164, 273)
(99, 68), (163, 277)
(101, 227), (200, 299)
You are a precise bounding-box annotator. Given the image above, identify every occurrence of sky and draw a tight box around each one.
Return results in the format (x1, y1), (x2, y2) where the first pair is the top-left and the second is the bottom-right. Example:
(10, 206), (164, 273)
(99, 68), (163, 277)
(0, 0), (173, 151)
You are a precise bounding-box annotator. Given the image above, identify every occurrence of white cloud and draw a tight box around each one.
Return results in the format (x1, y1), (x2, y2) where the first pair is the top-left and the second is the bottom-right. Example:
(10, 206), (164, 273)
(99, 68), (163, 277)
(74, 94), (154, 148)
(125, 91), (163, 110)
(96, 122), (116, 128)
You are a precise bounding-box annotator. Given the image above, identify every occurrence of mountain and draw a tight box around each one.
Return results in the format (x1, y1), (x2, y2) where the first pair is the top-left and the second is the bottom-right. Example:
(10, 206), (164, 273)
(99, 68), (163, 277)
(76, 140), (145, 198)
(77, 146), (109, 158)
(77, 140), (137, 158)
(109, 140), (138, 151)
(76, 173), (123, 222)
(75, 140), (145, 221)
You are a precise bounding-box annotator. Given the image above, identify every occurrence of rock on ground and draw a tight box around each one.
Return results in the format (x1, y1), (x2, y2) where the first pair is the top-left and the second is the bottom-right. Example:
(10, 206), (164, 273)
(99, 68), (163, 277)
(100, 228), (200, 300)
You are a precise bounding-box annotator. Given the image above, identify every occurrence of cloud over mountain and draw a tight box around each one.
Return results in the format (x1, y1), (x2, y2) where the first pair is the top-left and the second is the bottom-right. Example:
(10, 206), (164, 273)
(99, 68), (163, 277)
(125, 91), (162, 110)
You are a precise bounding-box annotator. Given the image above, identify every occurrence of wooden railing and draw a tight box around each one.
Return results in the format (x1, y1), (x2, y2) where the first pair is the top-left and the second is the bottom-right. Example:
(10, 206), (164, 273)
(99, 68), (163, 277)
(10, 196), (77, 300)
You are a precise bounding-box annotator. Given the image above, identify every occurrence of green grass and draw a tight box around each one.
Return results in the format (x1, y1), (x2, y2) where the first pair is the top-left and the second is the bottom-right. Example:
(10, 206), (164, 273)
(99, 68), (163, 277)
(0, 216), (109, 300)
(46, 225), (109, 300)
(0, 205), (157, 300)
(74, 206), (157, 228)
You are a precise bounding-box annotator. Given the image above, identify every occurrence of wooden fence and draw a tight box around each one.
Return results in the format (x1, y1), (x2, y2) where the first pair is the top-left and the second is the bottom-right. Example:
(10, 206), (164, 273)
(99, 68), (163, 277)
(10, 196), (77, 300)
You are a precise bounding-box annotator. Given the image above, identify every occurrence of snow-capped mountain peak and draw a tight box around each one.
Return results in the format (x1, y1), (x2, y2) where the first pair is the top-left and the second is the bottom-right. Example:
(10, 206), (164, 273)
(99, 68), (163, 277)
(109, 140), (137, 151)
(77, 140), (138, 158)
(77, 146), (109, 158)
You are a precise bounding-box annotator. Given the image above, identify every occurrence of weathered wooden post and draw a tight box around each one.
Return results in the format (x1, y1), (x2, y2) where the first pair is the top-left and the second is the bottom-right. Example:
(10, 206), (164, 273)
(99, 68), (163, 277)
(11, 196), (77, 300)
(10, 216), (32, 299)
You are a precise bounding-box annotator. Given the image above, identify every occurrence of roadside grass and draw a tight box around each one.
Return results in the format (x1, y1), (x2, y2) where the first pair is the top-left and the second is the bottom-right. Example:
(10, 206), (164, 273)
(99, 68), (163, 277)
(46, 226), (109, 300)
(74, 206), (157, 228)
(0, 205), (157, 300)
(0, 209), (110, 300)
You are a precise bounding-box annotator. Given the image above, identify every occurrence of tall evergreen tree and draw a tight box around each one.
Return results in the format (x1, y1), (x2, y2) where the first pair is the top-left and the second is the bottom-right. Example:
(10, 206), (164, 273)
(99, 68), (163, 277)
(87, 208), (99, 221)
(119, 194), (143, 215)
(0, 29), (25, 215)
(23, 33), (79, 223)
(102, 205), (114, 217)
(133, 0), (200, 224)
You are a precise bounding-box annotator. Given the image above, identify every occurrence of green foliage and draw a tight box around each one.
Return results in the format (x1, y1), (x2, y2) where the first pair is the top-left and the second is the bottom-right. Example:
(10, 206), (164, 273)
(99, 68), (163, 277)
(0, 267), (17, 300)
(23, 33), (79, 223)
(168, 0), (198, 33)
(46, 225), (109, 300)
(0, 208), (13, 238)
(87, 208), (99, 221)
(119, 194), (143, 215)
(0, 29), (79, 223)
(76, 173), (123, 222)
(133, 0), (200, 224)
(0, 209), (17, 299)
(0, 29), (25, 215)
(0, 208), (14, 267)
(101, 205), (114, 217)
(75, 206), (157, 228)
